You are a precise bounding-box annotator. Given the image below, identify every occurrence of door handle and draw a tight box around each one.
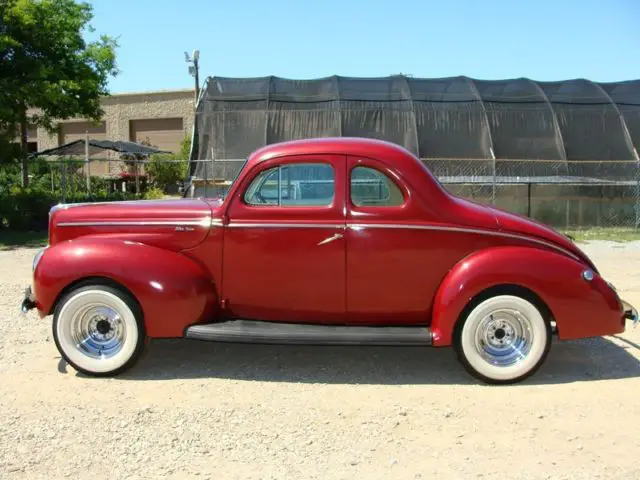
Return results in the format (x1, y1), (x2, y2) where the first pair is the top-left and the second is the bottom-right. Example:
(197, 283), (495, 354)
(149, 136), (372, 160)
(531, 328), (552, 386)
(317, 233), (344, 246)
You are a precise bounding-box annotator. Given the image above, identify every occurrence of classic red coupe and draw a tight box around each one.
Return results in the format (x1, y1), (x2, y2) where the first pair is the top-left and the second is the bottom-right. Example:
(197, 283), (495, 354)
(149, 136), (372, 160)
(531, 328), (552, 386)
(22, 137), (637, 384)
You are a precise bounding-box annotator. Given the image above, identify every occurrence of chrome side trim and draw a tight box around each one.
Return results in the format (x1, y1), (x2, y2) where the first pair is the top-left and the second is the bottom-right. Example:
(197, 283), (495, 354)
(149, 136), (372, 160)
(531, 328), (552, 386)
(50, 199), (174, 213)
(57, 218), (211, 227)
(224, 220), (579, 260)
(58, 217), (579, 261)
(227, 223), (345, 229)
(347, 223), (581, 262)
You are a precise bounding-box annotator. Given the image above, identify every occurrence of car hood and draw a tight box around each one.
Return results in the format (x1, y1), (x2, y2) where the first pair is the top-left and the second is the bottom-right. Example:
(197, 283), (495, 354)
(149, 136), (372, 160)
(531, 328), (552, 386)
(51, 198), (211, 222)
(49, 198), (213, 250)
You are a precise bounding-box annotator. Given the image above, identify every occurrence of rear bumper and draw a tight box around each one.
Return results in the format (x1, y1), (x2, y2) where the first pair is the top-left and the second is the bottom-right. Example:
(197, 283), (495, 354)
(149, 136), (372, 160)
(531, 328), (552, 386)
(20, 286), (36, 314)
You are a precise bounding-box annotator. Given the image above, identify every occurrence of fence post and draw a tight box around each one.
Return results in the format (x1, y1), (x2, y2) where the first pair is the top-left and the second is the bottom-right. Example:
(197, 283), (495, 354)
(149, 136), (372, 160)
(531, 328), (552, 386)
(490, 148), (496, 205)
(135, 158), (140, 196)
(60, 160), (67, 203)
(203, 158), (208, 197)
(85, 132), (91, 194)
(636, 161), (640, 229)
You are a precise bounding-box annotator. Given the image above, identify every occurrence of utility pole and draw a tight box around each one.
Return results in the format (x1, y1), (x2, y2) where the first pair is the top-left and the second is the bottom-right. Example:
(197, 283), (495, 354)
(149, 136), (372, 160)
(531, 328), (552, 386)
(185, 49), (200, 105)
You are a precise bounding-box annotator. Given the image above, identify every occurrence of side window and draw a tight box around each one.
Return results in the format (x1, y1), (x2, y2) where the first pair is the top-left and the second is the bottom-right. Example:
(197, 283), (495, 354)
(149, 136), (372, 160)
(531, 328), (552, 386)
(244, 163), (335, 206)
(350, 166), (404, 206)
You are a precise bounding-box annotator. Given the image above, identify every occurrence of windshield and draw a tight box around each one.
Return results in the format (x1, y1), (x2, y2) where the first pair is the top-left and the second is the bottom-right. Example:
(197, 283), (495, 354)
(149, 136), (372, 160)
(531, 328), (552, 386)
(185, 158), (249, 199)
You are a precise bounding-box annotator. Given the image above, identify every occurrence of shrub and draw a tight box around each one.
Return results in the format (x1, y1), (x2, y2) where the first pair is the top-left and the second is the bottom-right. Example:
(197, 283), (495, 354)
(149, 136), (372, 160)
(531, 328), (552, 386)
(145, 156), (188, 192)
(0, 165), (22, 194)
(142, 135), (191, 193)
(143, 187), (165, 200)
(0, 187), (138, 231)
(0, 188), (58, 231)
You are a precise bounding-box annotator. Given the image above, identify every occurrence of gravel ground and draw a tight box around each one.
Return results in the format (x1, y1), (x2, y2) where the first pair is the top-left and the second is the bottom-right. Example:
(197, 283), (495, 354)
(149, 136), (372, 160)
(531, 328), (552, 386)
(1, 242), (639, 480)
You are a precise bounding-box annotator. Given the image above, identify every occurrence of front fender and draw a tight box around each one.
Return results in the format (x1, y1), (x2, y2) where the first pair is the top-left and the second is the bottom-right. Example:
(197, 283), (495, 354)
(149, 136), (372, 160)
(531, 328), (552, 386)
(34, 238), (217, 337)
(431, 246), (624, 346)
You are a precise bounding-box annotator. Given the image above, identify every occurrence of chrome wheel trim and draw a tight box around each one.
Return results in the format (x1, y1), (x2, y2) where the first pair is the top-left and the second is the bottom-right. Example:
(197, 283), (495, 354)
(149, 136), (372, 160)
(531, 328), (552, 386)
(474, 308), (533, 367)
(56, 289), (139, 374)
(460, 295), (548, 382)
(69, 304), (127, 360)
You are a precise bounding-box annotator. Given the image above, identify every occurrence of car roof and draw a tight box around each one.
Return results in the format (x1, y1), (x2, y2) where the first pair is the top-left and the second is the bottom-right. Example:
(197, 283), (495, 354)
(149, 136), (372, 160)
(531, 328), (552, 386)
(245, 137), (418, 168)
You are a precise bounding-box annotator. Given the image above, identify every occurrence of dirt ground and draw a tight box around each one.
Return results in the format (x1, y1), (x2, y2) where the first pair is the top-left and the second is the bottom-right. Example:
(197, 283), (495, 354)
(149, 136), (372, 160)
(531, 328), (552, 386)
(1, 242), (639, 480)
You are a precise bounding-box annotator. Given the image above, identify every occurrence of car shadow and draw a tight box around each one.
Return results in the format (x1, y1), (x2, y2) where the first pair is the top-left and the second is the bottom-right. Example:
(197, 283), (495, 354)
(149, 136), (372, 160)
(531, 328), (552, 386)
(110, 335), (640, 386)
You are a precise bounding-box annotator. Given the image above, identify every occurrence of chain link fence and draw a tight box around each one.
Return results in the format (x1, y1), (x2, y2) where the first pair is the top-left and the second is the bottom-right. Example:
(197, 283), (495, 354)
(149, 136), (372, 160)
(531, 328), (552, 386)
(27, 156), (640, 230)
(187, 157), (640, 230)
(23, 156), (186, 201)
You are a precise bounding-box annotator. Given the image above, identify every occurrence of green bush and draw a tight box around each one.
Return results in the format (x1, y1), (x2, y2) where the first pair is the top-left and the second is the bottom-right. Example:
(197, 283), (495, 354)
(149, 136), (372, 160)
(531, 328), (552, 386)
(143, 135), (191, 193)
(0, 188), (58, 231)
(0, 165), (22, 194)
(0, 187), (138, 231)
(0, 158), (93, 196)
(145, 156), (188, 192)
(143, 187), (165, 200)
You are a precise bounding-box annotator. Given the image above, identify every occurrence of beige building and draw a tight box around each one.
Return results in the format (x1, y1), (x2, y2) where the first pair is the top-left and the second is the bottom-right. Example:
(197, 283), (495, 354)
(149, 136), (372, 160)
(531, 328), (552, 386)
(25, 88), (195, 177)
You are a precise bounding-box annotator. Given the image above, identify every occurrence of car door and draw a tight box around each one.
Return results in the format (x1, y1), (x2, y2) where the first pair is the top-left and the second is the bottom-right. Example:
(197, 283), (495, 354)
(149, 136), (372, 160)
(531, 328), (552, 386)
(345, 155), (434, 325)
(222, 154), (346, 323)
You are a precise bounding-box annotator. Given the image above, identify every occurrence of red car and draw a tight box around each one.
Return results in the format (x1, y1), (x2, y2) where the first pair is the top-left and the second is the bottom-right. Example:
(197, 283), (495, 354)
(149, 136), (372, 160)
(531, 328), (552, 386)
(22, 137), (638, 384)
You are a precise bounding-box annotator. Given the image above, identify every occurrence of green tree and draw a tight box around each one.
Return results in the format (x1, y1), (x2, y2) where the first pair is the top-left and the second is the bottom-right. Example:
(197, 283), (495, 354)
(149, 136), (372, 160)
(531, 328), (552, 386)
(144, 136), (191, 192)
(0, 0), (119, 186)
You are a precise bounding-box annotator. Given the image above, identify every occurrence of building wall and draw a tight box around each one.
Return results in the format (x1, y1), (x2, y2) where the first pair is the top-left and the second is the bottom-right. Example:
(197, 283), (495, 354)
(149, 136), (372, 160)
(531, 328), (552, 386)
(34, 89), (195, 154)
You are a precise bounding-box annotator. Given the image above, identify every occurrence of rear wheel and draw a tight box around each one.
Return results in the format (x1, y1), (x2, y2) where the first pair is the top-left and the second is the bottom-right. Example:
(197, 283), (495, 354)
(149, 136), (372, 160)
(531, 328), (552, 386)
(53, 284), (145, 376)
(454, 294), (551, 384)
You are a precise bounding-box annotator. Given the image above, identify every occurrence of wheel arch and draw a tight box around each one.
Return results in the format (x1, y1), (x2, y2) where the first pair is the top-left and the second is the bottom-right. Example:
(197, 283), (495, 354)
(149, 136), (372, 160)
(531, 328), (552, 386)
(50, 276), (143, 320)
(451, 283), (555, 345)
(34, 238), (218, 337)
(428, 244), (620, 346)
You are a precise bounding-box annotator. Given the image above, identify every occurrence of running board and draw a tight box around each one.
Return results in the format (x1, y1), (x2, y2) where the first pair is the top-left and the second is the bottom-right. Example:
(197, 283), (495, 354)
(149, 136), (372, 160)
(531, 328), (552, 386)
(185, 320), (432, 346)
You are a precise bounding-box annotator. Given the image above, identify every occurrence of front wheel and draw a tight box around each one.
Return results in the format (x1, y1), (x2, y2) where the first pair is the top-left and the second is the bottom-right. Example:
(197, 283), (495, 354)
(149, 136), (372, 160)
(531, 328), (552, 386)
(53, 284), (145, 376)
(454, 294), (551, 384)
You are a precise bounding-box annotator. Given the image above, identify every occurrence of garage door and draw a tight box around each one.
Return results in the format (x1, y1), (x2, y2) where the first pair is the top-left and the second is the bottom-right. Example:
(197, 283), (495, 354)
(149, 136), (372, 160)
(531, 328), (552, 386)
(129, 118), (184, 154)
(58, 121), (107, 145)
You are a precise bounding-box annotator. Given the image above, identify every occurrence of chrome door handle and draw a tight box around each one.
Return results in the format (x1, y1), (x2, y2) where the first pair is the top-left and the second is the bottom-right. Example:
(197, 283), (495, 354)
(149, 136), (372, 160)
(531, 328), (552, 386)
(317, 233), (344, 246)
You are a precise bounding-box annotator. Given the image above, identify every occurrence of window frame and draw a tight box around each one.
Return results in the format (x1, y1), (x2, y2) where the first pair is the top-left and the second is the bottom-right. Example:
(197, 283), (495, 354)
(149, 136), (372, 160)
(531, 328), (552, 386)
(348, 164), (407, 208)
(242, 162), (337, 208)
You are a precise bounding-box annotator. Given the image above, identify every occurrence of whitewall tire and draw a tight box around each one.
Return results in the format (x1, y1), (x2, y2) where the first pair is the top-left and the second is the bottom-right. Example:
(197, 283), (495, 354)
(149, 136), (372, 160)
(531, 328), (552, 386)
(53, 284), (145, 376)
(455, 294), (551, 384)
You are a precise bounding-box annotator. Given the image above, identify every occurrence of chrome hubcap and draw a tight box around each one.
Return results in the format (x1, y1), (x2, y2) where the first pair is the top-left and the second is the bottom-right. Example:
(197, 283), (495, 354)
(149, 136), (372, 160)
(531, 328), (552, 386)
(474, 308), (533, 367)
(70, 305), (126, 359)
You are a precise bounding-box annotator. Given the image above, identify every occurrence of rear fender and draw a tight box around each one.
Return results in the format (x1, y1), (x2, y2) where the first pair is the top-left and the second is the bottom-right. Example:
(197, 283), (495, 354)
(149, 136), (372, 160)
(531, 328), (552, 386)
(34, 238), (217, 337)
(430, 246), (623, 346)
